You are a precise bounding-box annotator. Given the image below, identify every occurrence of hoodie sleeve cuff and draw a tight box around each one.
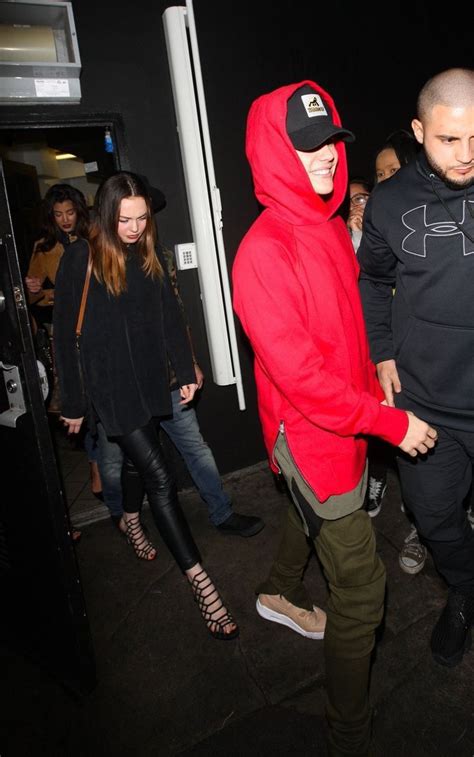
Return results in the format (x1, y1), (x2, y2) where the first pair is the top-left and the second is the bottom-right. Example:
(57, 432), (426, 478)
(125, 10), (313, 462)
(369, 403), (408, 447)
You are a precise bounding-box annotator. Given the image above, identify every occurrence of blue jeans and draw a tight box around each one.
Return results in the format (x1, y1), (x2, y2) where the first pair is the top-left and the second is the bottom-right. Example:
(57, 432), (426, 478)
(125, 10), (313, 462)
(84, 426), (124, 519)
(95, 422), (125, 520)
(83, 429), (98, 463)
(95, 389), (233, 526)
(160, 389), (233, 526)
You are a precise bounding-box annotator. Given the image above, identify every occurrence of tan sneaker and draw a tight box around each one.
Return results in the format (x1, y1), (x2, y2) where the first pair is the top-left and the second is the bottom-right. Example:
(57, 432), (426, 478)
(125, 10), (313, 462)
(256, 593), (326, 639)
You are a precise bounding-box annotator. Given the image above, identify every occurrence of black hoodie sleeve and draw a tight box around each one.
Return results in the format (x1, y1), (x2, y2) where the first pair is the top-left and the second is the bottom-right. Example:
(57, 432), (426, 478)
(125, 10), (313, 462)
(358, 196), (398, 365)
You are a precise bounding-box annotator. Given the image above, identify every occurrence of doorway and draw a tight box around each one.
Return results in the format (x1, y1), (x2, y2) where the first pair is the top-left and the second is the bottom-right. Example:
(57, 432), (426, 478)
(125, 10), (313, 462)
(0, 121), (120, 274)
(0, 115), (125, 696)
(1, 116), (126, 513)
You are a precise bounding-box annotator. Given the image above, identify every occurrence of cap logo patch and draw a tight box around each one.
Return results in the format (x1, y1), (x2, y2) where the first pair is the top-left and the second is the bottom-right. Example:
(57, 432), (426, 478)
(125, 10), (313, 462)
(301, 93), (327, 118)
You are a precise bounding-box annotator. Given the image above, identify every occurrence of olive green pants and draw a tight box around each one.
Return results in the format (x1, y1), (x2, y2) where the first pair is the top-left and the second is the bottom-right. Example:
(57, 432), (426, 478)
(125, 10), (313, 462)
(258, 502), (386, 756)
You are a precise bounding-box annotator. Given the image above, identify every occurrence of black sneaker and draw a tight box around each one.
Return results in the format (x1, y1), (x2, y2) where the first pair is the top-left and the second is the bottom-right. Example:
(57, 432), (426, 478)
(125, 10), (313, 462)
(430, 590), (474, 667)
(364, 476), (387, 518)
(216, 512), (265, 537)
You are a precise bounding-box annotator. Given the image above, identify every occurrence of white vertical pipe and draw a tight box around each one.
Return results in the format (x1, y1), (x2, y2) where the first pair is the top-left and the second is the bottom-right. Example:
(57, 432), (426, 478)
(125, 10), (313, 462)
(162, 7), (230, 381)
(184, 0), (245, 409)
(162, 5), (246, 410)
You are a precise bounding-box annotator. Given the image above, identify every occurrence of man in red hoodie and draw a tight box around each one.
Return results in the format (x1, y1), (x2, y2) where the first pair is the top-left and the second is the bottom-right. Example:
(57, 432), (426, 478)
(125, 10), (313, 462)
(232, 81), (437, 756)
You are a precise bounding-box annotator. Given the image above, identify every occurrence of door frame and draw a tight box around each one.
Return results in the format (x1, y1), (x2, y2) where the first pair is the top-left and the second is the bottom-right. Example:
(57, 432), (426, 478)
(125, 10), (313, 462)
(0, 111), (129, 696)
(0, 160), (96, 696)
(0, 110), (129, 173)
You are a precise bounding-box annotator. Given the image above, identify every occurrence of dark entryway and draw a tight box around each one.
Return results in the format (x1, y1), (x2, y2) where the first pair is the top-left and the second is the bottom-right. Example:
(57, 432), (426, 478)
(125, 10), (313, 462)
(0, 116), (125, 695)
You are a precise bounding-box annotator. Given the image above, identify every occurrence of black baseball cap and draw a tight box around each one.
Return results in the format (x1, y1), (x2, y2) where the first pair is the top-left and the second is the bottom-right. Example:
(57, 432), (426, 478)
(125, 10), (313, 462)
(286, 85), (355, 151)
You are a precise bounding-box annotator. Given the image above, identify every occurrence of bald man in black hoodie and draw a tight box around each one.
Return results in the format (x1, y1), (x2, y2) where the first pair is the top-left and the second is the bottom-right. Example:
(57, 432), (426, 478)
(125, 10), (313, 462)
(359, 67), (474, 668)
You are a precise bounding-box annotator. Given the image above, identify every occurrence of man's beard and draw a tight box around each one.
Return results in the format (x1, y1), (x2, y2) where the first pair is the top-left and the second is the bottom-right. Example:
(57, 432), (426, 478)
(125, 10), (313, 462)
(425, 149), (474, 191)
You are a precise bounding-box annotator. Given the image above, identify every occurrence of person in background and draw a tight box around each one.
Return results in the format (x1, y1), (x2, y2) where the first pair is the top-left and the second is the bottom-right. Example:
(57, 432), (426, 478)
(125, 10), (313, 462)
(360, 130), (430, 578)
(359, 68), (474, 667)
(25, 183), (99, 538)
(54, 171), (239, 641)
(346, 176), (371, 252)
(25, 183), (89, 331)
(232, 79), (436, 755)
(346, 175), (397, 538)
(374, 128), (419, 183)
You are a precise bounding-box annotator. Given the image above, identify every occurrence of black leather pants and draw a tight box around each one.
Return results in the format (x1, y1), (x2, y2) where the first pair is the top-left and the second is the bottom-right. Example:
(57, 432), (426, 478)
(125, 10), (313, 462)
(116, 419), (201, 572)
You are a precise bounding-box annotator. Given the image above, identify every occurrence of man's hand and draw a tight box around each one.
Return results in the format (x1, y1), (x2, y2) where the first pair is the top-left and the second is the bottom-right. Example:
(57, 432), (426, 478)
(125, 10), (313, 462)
(399, 411), (438, 457)
(376, 359), (401, 407)
(60, 416), (84, 434)
(179, 383), (199, 404)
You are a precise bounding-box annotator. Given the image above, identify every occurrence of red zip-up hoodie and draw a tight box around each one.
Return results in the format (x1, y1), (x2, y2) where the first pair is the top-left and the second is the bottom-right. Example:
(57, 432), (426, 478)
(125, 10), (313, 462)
(232, 80), (408, 503)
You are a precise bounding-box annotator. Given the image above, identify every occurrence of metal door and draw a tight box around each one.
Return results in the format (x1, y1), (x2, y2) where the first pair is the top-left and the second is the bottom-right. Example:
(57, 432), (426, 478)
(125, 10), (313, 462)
(0, 159), (96, 696)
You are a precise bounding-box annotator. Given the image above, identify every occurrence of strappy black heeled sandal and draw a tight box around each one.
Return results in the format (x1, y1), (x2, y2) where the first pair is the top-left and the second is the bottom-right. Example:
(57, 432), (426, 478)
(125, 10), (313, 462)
(121, 515), (156, 561)
(190, 569), (239, 641)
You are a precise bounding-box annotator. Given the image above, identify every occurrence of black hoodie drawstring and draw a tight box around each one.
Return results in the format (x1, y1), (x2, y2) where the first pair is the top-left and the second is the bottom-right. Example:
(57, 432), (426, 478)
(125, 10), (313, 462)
(428, 172), (474, 244)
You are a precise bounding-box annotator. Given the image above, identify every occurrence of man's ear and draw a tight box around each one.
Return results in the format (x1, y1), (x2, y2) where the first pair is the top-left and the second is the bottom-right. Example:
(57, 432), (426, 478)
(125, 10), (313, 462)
(411, 119), (424, 145)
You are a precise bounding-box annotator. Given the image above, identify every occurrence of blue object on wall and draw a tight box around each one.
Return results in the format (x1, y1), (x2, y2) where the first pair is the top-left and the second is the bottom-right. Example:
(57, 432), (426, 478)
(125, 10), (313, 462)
(104, 127), (114, 153)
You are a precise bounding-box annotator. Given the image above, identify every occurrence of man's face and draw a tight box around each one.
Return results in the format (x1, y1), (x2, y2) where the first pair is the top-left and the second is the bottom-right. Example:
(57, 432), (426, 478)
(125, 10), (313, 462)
(412, 104), (474, 189)
(296, 141), (339, 195)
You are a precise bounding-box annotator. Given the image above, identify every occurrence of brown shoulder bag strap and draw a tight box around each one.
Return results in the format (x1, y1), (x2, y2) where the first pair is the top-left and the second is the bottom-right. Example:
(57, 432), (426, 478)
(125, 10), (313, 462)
(75, 246), (93, 338)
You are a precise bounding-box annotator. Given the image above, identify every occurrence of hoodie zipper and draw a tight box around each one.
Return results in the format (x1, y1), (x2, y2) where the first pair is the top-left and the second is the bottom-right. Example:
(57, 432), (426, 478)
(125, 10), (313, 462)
(271, 421), (284, 473)
(273, 420), (314, 494)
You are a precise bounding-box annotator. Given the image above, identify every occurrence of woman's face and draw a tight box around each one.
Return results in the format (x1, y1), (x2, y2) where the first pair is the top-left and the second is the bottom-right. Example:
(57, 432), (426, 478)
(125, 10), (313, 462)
(375, 147), (401, 183)
(53, 200), (77, 233)
(117, 196), (148, 244)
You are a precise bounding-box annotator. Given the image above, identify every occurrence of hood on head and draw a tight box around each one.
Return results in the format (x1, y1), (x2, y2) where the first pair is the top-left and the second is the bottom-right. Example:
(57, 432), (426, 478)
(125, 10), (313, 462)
(245, 80), (351, 224)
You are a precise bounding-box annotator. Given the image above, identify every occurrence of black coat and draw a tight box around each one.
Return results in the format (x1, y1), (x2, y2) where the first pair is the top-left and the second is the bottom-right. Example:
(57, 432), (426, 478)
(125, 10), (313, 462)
(53, 238), (195, 436)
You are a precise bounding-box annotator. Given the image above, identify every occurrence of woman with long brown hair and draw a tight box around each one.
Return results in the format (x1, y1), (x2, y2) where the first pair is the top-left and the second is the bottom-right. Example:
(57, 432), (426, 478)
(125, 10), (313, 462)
(53, 171), (238, 640)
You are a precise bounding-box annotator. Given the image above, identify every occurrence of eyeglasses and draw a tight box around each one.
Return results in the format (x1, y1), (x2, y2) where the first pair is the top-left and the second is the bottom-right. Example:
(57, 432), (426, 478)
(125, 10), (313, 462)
(350, 193), (370, 206)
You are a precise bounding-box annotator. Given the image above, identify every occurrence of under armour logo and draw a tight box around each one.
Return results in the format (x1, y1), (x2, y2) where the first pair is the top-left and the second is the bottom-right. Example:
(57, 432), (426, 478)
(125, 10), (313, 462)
(402, 201), (474, 257)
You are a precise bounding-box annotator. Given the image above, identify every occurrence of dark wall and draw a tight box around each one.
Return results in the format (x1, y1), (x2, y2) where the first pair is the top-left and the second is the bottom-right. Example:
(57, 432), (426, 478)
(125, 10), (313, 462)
(2, 0), (471, 475)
